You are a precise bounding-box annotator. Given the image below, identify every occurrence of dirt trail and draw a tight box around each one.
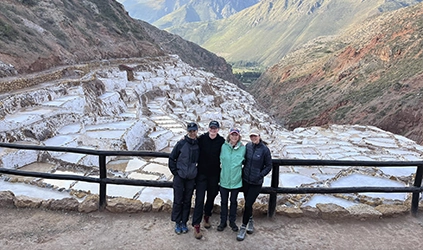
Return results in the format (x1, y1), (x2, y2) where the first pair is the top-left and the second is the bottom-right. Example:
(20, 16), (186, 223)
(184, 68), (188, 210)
(1, 208), (423, 250)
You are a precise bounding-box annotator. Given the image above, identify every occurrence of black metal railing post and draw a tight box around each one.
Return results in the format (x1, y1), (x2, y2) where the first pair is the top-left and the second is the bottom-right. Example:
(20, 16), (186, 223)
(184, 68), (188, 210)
(99, 154), (107, 210)
(411, 165), (423, 216)
(268, 162), (280, 217)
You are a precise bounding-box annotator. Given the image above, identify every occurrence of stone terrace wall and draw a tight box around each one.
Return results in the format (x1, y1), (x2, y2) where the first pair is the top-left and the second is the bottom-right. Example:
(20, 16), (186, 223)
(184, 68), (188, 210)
(0, 191), (416, 220)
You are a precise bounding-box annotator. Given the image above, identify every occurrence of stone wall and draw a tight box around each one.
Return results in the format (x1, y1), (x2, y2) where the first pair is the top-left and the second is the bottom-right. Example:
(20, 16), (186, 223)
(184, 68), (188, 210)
(0, 190), (416, 220)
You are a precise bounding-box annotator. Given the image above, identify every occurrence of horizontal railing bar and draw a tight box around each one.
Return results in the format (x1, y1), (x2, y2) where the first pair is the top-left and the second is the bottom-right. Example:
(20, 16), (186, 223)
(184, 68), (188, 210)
(260, 186), (423, 194)
(1, 168), (419, 194)
(1, 143), (422, 167)
(0, 143), (169, 157)
(271, 158), (423, 167)
(0, 168), (100, 183)
(0, 168), (173, 187)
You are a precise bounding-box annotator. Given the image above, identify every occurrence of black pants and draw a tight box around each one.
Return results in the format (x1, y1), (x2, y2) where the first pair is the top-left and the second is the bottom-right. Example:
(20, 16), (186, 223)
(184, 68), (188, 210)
(191, 173), (220, 226)
(171, 174), (195, 224)
(242, 180), (262, 225)
(219, 186), (240, 224)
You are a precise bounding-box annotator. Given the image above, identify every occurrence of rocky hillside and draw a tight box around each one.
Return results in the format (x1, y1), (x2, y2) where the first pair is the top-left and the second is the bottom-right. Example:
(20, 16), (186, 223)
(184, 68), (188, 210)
(250, 3), (423, 144)
(0, 0), (238, 86)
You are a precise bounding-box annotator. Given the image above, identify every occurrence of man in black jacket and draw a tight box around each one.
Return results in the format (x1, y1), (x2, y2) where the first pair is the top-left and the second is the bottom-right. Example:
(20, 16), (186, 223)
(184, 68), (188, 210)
(192, 120), (225, 239)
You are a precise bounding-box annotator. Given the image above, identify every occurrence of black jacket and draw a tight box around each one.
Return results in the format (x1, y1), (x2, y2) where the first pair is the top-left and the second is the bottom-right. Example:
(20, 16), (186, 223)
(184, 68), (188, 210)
(197, 132), (225, 177)
(243, 140), (272, 185)
(168, 135), (199, 180)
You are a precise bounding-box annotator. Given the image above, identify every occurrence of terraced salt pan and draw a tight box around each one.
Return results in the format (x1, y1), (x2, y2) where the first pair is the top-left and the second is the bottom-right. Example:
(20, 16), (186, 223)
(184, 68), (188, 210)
(303, 195), (357, 208)
(280, 173), (318, 187)
(72, 181), (142, 199)
(0, 181), (71, 200)
(143, 163), (172, 180)
(1, 55), (423, 208)
(42, 170), (83, 189)
(0, 107), (57, 131)
(138, 187), (173, 203)
(330, 174), (407, 201)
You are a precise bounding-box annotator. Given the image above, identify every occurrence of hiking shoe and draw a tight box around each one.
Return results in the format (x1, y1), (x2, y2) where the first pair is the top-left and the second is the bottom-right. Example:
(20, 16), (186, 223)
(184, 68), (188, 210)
(194, 224), (203, 239)
(246, 217), (254, 234)
(181, 223), (188, 234)
(217, 222), (227, 231)
(230, 222), (239, 232)
(236, 225), (246, 241)
(174, 223), (182, 235)
(203, 215), (211, 229)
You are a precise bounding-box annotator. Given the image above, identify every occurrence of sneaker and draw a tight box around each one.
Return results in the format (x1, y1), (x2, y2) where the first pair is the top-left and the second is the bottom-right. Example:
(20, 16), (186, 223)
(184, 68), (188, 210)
(236, 225), (246, 241)
(174, 223), (182, 235)
(217, 222), (227, 231)
(246, 217), (254, 234)
(194, 224), (203, 239)
(203, 215), (211, 229)
(230, 222), (239, 232)
(181, 223), (188, 234)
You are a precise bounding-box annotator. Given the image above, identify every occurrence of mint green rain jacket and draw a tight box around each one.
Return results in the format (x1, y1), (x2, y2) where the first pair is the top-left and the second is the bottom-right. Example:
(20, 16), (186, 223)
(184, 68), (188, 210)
(219, 141), (246, 189)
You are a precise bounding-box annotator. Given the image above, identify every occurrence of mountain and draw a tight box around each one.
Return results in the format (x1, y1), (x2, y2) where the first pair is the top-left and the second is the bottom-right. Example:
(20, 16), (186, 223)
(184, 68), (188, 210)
(117, 0), (191, 23)
(117, 0), (259, 25)
(125, 0), (422, 68)
(152, 0), (260, 29)
(0, 0), (239, 85)
(249, 3), (423, 144)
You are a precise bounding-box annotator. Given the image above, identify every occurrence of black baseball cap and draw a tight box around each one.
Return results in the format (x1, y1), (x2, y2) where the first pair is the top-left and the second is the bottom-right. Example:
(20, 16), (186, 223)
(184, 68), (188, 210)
(187, 122), (198, 131)
(209, 120), (220, 128)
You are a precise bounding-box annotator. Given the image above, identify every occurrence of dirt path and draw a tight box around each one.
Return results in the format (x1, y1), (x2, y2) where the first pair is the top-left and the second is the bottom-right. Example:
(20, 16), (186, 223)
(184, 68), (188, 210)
(1, 208), (423, 250)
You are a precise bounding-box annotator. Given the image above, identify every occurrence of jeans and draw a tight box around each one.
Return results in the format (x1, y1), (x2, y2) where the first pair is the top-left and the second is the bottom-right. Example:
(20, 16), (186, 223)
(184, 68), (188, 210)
(191, 173), (220, 226)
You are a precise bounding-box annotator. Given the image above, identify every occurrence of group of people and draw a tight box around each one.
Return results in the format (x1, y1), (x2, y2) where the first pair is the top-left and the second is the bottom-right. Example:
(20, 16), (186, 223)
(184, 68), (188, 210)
(168, 121), (272, 241)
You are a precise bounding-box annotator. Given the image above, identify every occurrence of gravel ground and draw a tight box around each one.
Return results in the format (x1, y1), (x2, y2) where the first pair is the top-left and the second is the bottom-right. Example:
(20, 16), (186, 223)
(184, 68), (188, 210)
(1, 208), (423, 250)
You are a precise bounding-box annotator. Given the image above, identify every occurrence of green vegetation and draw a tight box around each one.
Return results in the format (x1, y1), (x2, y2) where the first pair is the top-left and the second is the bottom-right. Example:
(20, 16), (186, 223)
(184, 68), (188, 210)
(234, 71), (262, 85)
(333, 105), (353, 121)
(231, 61), (264, 85)
(0, 20), (18, 41)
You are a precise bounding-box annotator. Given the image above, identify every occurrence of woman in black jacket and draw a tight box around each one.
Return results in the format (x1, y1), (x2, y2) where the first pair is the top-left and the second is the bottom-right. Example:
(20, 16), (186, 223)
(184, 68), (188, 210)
(237, 128), (272, 241)
(168, 122), (200, 235)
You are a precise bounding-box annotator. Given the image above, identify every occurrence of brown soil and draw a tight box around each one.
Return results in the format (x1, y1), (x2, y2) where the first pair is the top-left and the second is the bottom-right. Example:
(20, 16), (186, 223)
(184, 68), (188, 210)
(1, 208), (423, 250)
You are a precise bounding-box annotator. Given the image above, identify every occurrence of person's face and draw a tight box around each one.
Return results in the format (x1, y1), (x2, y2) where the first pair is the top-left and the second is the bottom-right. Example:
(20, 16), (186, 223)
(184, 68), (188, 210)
(188, 130), (198, 139)
(208, 126), (219, 136)
(249, 134), (260, 144)
(229, 132), (239, 144)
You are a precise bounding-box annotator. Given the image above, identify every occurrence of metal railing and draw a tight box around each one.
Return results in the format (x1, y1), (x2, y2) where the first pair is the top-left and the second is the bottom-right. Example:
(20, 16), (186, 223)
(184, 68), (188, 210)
(0, 142), (422, 216)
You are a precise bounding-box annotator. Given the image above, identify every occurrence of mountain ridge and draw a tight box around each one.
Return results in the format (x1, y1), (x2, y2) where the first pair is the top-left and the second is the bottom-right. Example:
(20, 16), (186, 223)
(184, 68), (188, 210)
(122, 0), (422, 68)
(250, 3), (423, 144)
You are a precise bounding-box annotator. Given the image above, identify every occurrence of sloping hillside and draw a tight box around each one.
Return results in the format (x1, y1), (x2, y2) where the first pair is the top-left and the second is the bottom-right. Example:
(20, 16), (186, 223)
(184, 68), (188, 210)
(0, 0), (238, 85)
(162, 0), (421, 68)
(250, 3), (423, 144)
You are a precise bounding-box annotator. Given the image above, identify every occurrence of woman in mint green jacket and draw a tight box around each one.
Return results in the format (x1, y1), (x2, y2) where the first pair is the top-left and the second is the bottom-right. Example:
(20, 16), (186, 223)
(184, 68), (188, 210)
(217, 128), (246, 232)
